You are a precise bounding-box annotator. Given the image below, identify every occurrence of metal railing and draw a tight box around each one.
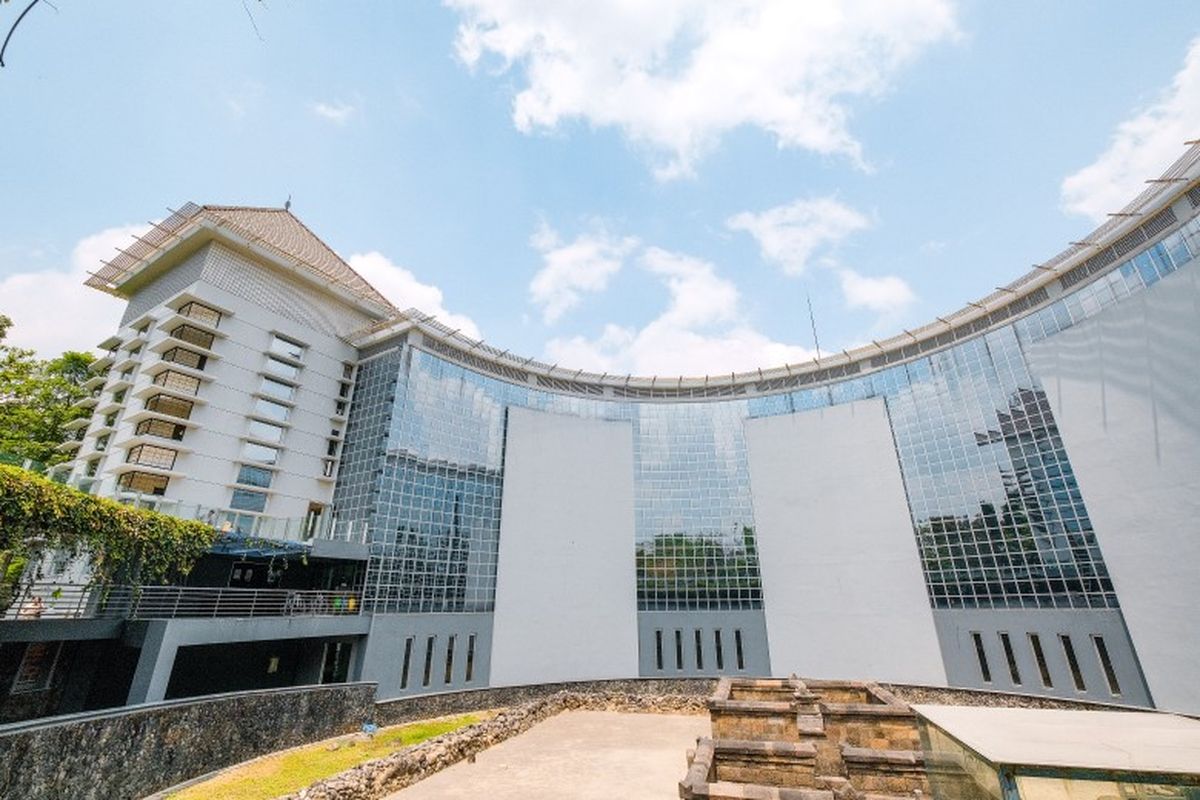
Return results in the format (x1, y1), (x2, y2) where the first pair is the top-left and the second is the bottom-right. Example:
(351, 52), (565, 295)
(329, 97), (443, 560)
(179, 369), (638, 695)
(61, 491), (373, 547)
(2, 583), (362, 621)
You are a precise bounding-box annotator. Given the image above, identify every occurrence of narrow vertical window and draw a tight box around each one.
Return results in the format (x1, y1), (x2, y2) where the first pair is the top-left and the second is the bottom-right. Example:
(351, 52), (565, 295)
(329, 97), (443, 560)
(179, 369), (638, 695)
(714, 630), (725, 670)
(422, 635), (436, 687)
(734, 629), (745, 670)
(1092, 636), (1121, 695)
(971, 632), (992, 683)
(444, 635), (456, 685)
(1029, 633), (1053, 688)
(654, 630), (664, 671)
(1060, 634), (1086, 691)
(674, 630), (684, 670)
(465, 634), (476, 683)
(694, 629), (704, 670)
(400, 637), (413, 690)
(999, 633), (1021, 685)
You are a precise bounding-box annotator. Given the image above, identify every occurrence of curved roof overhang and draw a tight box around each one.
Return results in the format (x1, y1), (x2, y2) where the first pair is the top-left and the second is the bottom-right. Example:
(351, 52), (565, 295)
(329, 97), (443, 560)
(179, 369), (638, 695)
(352, 142), (1200, 402)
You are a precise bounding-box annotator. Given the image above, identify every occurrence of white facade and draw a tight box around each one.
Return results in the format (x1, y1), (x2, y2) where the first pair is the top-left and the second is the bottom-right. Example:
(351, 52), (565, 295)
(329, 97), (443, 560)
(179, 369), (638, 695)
(490, 407), (640, 686)
(1026, 261), (1200, 713)
(68, 228), (386, 530)
(746, 399), (946, 685)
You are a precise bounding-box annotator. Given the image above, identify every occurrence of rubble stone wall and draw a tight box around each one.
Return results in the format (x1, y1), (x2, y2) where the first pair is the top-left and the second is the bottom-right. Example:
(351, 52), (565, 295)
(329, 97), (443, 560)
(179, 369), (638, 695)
(0, 682), (378, 800)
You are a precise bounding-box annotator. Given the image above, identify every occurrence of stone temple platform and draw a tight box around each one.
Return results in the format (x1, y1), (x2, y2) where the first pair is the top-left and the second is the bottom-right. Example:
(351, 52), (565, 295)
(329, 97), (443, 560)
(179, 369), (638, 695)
(388, 709), (710, 799)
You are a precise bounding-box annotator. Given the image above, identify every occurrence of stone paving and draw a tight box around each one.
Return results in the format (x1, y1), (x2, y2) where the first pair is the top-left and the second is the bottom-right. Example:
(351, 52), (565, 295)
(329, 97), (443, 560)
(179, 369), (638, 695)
(386, 710), (710, 800)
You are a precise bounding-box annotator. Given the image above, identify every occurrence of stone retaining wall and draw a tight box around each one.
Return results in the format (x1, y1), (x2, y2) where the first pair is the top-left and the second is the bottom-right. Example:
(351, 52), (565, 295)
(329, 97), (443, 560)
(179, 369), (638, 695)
(0, 682), (377, 800)
(884, 682), (1144, 711)
(374, 677), (716, 725)
(291, 689), (711, 800)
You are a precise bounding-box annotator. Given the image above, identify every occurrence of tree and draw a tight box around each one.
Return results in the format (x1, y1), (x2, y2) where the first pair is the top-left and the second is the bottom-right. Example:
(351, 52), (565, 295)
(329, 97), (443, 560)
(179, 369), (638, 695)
(0, 465), (218, 609)
(0, 314), (94, 465)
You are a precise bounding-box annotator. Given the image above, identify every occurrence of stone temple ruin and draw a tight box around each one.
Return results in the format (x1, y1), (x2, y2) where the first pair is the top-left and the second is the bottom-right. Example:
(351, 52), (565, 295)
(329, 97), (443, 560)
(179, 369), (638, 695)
(682, 676), (929, 799)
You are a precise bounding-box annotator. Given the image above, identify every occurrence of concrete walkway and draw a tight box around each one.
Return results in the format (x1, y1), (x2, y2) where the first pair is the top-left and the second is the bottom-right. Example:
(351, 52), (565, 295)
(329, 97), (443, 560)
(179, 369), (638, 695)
(387, 710), (709, 800)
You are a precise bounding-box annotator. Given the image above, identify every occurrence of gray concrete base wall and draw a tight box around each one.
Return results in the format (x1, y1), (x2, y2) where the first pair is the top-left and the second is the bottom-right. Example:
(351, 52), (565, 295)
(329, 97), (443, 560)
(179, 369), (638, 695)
(0, 682), (377, 800)
(637, 610), (770, 677)
(932, 607), (1151, 707)
(359, 613), (493, 700)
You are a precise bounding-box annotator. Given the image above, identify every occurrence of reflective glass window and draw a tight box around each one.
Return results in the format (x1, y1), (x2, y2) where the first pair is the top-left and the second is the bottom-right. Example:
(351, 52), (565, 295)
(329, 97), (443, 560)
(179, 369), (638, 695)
(265, 356), (301, 381)
(253, 396), (290, 422)
(247, 419), (285, 443)
(259, 376), (295, 401)
(269, 334), (305, 361)
(241, 441), (280, 465)
(236, 464), (273, 488)
(230, 488), (267, 512)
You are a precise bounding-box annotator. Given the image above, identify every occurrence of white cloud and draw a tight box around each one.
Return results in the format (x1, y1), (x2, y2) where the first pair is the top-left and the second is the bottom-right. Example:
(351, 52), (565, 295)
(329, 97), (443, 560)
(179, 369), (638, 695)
(347, 252), (482, 339)
(223, 81), (265, 118)
(0, 225), (144, 357)
(311, 101), (356, 125)
(544, 246), (814, 375)
(447, 0), (958, 178)
(528, 222), (638, 323)
(727, 197), (870, 275)
(1061, 36), (1200, 223)
(838, 268), (916, 313)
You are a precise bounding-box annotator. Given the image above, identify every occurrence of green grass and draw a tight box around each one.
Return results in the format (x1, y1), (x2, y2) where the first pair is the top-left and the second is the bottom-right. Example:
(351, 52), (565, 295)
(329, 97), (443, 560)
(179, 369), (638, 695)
(168, 712), (490, 800)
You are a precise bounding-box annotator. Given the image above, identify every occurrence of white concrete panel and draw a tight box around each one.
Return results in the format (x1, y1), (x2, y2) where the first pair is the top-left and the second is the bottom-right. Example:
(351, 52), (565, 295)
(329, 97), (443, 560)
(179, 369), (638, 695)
(746, 398), (946, 684)
(1027, 264), (1200, 713)
(490, 406), (639, 685)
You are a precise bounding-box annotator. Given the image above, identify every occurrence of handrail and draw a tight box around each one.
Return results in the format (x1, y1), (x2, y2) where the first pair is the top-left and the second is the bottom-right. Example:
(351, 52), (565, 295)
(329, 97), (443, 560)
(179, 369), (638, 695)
(2, 583), (363, 621)
(57, 491), (373, 548)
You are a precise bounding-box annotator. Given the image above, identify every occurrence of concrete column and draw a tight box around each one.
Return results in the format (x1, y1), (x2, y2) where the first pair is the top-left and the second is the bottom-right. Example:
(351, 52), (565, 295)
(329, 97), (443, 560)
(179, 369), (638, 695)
(126, 620), (177, 705)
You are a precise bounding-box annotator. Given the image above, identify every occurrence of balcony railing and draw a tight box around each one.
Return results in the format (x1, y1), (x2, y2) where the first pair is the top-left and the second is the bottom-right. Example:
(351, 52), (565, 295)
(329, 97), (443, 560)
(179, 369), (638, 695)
(2, 583), (363, 621)
(84, 492), (372, 546)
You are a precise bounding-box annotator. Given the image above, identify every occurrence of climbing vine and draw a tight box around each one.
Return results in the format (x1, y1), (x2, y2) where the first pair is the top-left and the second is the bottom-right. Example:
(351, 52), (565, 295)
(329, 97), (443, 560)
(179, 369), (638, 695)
(0, 464), (218, 591)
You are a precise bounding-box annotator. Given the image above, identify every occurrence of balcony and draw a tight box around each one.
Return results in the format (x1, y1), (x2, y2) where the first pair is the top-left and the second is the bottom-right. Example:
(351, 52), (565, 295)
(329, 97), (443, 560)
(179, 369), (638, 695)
(82, 373), (109, 391)
(70, 391), (101, 410)
(107, 371), (136, 392)
(3, 583), (363, 621)
(157, 314), (225, 347)
(172, 298), (227, 329)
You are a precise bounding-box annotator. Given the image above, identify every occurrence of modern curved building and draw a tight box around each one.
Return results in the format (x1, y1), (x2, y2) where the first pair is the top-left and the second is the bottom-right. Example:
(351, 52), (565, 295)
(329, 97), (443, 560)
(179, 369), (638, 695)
(38, 144), (1200, 717)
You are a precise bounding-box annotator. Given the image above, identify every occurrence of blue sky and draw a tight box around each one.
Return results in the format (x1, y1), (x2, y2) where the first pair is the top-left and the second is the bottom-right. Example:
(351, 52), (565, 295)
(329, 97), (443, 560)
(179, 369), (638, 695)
(1, 1), (1198, 376)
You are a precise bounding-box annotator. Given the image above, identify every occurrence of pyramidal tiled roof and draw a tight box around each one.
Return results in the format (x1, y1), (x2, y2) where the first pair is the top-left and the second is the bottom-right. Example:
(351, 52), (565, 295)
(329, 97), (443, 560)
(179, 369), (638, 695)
(200, 205), (396, 311)
(86, 202), (397, 313)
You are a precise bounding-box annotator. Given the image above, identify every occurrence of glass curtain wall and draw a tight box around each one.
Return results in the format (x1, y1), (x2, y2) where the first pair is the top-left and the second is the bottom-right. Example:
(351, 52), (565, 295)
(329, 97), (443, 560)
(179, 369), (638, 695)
(334, 216), (1199, 615)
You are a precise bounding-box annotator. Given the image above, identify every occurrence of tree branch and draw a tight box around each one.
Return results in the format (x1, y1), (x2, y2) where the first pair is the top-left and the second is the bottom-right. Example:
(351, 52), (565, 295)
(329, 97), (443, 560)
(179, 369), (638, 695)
(0, 0), (41, 68)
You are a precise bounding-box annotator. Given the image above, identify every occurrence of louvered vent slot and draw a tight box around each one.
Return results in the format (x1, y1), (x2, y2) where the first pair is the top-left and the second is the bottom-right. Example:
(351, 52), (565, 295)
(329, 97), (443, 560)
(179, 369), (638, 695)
(423, 339), (530, 383)
(1005, 295), (1030, 316)
(1140, 207), (1177, 238)
(1111, 227), (1147, 257)
(1082, 248), (1117, 277)
(1027, 286), (1049, 307)
(1058, 264), (1090, 289)
(756, 376), (802, 393)
(535, 375), (605, 395)
(1187, 184), (1200, 208)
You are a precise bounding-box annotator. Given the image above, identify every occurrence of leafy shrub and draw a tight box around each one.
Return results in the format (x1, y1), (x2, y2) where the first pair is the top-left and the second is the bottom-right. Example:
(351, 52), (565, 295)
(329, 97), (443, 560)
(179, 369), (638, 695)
(0, 464), (218, 587)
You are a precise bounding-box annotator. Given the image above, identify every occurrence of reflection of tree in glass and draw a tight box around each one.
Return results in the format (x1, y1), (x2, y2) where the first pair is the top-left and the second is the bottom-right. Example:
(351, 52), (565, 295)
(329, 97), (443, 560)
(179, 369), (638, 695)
(917, 387), (1114, 609)
(636, 526), (762, 610)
